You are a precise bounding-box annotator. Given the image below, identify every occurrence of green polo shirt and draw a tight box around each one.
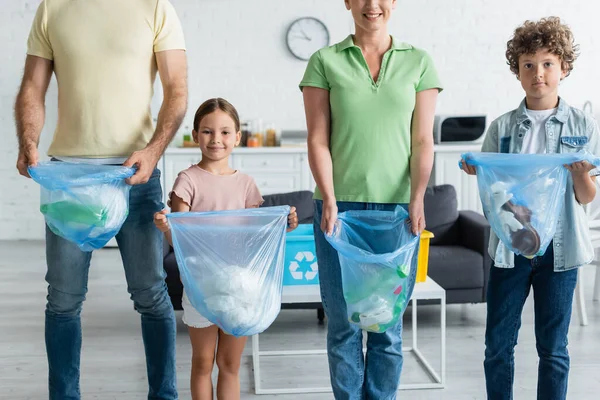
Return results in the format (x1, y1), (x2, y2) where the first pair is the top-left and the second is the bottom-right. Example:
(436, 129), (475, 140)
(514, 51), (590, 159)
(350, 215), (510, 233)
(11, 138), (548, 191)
(300, 35), (443, 204)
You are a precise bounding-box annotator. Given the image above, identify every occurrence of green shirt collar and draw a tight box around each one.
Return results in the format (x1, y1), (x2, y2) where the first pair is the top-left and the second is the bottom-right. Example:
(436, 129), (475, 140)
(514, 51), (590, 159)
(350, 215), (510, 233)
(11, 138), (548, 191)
(337, 34), (413, 52)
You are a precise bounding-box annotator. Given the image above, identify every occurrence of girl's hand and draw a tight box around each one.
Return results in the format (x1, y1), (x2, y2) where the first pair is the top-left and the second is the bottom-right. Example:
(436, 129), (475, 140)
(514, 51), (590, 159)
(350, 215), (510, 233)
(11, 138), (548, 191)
(154, 209), (170, 233)
(287, 206), (298, 232)
(460, 159), (477, 175)
(565, 161), (595, 179)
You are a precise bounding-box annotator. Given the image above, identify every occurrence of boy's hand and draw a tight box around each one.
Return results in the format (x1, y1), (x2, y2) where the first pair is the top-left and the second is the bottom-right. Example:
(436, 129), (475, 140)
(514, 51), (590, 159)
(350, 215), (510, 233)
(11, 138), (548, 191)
(154, 209), (170, 233)
(565, 161), (595, 179)
(460, 158), (477, 175)
(287, 206), (298, 232)
(566, 161), (598, 204)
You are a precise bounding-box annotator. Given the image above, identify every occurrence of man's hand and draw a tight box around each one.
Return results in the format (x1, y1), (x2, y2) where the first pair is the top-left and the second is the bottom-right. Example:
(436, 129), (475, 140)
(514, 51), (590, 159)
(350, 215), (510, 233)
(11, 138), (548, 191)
(16, 142), (39, 178)
(123, 50), (187, 186)
(287, 206), (299, 232)
(408, 199), (426, 235)
(123, 147), (161, 185)
(15, 55), (53, 179)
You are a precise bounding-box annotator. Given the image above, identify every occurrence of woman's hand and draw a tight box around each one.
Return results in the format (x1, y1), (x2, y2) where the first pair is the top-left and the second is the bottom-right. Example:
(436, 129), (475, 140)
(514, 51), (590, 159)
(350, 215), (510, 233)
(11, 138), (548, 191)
(408, 200), (426, 235)
(321, 199), (338, 235)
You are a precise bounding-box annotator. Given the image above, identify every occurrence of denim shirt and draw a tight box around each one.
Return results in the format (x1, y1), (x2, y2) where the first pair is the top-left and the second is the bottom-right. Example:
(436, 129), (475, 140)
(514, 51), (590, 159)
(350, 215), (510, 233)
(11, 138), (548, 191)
(481, 98), (600, 271)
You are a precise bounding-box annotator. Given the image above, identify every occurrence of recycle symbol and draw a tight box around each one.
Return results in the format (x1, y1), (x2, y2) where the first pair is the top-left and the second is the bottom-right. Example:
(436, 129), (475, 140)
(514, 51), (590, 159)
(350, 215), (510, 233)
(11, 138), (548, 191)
(289, 251), (318, 281)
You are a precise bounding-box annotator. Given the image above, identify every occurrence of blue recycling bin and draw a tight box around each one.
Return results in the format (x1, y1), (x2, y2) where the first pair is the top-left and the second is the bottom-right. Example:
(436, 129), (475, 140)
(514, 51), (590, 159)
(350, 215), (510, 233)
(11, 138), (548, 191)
(283, 224), (319, 286)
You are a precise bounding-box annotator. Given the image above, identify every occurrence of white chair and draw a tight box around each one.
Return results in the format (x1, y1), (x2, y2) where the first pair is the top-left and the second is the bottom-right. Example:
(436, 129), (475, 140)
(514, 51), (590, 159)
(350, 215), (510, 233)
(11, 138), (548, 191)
(575, 180), (600, 326)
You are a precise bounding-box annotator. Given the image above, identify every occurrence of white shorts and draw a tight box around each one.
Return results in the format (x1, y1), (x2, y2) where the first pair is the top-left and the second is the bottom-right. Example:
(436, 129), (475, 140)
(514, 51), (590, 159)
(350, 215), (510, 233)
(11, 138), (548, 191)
(182, 291), (214, 329)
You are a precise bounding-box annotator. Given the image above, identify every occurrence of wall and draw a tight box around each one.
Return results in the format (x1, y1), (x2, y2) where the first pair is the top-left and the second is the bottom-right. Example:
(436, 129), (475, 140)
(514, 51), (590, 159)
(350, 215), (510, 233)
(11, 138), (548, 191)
(1, 0), (598, 239)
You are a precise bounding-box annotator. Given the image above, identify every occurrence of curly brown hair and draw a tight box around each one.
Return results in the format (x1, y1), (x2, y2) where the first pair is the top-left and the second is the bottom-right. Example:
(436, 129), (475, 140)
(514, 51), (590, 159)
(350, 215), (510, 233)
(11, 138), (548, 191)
(506, 17), (579, 77)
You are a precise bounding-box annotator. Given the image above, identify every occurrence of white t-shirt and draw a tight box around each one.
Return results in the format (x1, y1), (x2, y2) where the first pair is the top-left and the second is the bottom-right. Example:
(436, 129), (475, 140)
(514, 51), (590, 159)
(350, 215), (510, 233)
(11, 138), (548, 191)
(520, 108), (557, 154)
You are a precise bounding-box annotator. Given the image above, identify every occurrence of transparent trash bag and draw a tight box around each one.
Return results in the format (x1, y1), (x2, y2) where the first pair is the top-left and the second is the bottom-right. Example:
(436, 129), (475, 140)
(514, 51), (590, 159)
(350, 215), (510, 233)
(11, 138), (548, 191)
(461, 152), (600, 257)
(167, 206), (290, 337)
(28, 162), (135, 252)
(325, 206), (419, 333)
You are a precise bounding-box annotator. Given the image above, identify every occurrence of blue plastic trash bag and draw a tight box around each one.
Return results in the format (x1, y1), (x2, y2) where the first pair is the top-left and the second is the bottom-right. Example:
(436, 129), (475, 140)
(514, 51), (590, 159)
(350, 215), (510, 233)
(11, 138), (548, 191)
(461, 152), (600, 257)
(167, 206), (290, 337)
(325, 206), (419, 333)
(29, 162), (135, 252)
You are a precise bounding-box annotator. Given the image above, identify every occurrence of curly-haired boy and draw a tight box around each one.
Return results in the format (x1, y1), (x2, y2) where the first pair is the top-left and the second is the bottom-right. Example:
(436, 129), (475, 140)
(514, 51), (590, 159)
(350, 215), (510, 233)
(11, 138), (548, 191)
(462, 16), (600, 400)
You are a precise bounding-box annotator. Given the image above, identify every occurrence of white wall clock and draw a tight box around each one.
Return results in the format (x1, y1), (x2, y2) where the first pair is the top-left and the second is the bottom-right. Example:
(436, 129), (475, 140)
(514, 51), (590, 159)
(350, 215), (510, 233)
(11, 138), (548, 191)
(286, 17), (330, 61)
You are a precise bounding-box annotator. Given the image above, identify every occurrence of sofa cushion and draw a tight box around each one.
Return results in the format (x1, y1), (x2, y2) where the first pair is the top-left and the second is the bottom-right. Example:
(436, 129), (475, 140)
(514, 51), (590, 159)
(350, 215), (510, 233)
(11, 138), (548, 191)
(427, 245), (484, 290)
(262, 190), (314, 224)
(424, 185), (459, 245)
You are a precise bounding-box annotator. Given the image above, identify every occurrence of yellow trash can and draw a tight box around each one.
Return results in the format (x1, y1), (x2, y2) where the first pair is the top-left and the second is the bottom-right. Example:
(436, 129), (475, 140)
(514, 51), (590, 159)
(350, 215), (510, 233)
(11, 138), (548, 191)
(416, 230), (434, 283)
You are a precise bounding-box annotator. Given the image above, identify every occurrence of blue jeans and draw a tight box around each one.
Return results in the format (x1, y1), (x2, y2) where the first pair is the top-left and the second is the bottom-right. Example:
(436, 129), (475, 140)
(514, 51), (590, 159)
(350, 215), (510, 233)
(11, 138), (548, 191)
(484, 244), (578, 400)
(44, 169), (177, 400)
(313, 200), (418, 400)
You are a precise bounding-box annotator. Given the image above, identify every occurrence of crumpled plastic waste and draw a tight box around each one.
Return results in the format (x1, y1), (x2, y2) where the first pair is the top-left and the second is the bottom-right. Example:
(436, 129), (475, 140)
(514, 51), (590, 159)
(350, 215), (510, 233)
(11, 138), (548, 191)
(460, 151), (600, 257)
(191, 262), (279, 331)
(167, 206), (290, 336)
(29, 162), (134, 251)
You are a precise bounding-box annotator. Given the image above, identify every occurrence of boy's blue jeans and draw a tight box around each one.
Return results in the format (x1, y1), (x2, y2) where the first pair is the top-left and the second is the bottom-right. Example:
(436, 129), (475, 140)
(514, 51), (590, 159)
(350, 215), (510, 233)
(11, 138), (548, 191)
(484, 244), (577, 400)
(313, 200), (418, 400)
(44, 169), (177, 400)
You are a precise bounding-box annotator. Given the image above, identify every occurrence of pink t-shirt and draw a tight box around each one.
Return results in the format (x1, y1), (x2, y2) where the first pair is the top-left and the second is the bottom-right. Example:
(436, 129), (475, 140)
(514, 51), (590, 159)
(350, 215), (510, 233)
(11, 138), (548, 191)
(169, 165), (264, 212)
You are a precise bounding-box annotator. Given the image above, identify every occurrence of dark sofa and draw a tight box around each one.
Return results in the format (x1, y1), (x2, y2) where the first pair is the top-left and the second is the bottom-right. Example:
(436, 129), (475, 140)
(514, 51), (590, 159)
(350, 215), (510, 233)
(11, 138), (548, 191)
(423, 185), (491, 304)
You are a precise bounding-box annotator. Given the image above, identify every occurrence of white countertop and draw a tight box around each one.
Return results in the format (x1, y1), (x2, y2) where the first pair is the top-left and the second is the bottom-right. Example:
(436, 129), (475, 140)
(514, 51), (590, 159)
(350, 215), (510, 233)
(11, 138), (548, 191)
(165, 146), (308, 155)
(165, 142), (482, 155)
(433, 142), (482, 152)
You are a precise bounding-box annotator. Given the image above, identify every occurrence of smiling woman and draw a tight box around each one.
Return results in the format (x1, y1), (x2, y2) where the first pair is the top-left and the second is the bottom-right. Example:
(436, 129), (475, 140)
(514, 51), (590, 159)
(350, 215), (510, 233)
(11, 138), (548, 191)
(299, 0), (443, 397)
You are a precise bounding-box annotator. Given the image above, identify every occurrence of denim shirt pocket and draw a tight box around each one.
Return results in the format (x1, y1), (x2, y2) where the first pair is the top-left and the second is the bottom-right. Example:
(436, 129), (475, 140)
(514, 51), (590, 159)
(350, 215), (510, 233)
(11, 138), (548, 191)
(560, 136), (589, 153)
